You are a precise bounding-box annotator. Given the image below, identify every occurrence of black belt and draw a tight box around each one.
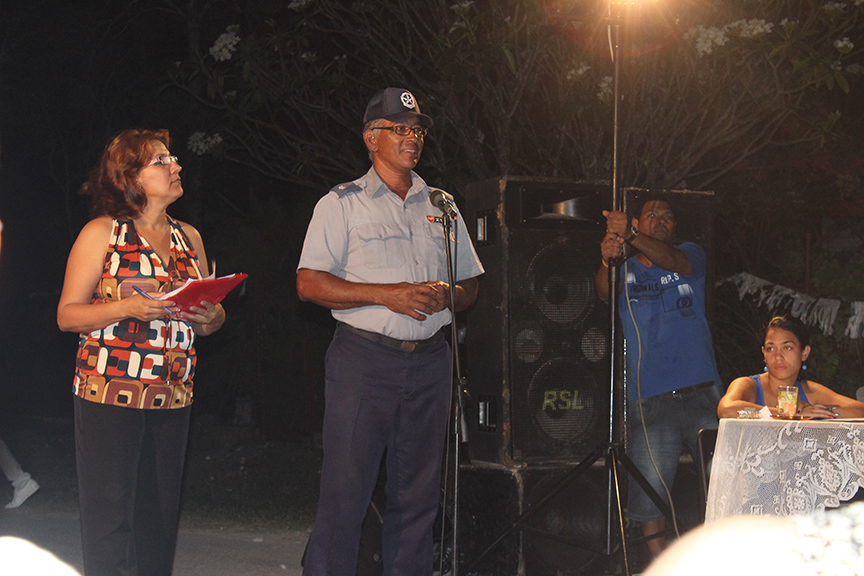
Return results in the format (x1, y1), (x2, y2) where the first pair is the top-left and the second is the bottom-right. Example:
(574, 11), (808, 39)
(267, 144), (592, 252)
(668, 381), (716, 397)
(339, 323), (445, 353)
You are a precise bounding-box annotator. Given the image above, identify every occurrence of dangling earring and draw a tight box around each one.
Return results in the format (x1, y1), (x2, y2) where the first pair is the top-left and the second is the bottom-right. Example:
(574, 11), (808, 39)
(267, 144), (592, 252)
(763, 366), (768, 372)
(802, 363), (807, 371)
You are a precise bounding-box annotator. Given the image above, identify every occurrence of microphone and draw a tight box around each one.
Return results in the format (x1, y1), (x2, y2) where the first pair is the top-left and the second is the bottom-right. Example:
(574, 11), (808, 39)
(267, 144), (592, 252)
(429, 188), (458, 220)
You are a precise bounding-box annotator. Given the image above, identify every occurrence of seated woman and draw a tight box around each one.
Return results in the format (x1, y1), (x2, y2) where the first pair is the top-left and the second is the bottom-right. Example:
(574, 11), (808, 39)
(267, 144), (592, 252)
(718, 314), (864, 419)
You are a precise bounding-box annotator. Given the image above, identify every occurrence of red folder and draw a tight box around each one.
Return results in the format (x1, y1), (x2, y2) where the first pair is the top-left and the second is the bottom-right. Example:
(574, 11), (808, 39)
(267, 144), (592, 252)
(159, 273), (248, 314)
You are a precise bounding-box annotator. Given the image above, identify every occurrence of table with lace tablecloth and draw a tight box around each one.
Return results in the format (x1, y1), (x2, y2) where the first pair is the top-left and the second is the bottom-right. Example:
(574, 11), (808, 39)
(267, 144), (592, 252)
(705, 418), (864, 523)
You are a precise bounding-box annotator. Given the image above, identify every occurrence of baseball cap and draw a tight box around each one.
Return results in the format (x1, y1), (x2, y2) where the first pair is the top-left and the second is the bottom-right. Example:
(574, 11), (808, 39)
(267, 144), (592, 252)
(363, 88), (434, 127)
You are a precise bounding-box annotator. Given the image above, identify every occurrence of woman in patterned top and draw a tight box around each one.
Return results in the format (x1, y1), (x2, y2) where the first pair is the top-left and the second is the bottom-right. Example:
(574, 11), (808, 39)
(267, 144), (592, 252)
(57, 129), (225, 576)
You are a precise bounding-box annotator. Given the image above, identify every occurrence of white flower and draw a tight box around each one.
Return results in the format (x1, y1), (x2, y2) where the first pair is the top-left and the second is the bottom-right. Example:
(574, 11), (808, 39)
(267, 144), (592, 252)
(597, 75), (613, 102)
(846, 63), (864, 75)
(449, 1), (473, 31)
(448, 21), (467, 33)
(300, 51), (317, 63)
(566, 62), (591, 81)
(209, 25), (240, 62)
(779, 18), (798, 31)
(187, 132), (207, 154)
(822, 2), (847, 14)
(726, 18), (774, 39)
(684, 25), (729, 57)
(450, 1), (474, 11)
(288, 0), (312, 10)
(685, 18), (773, 57)
(833, 37), (854, 53)
(187, 132), (224, 156)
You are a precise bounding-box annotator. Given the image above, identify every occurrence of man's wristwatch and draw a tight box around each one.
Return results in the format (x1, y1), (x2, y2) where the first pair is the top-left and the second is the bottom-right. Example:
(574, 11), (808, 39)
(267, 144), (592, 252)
(623, 226), (639, 244)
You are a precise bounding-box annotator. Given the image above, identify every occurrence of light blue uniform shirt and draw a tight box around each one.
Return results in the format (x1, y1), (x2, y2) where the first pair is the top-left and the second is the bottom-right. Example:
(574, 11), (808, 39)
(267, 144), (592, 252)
(298, 166), (484, 341)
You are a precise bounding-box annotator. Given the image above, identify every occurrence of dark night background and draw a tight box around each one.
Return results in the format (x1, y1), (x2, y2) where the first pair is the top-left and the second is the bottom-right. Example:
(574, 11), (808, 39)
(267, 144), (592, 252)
(1, 0), (863, 440)
(1, 2), (863, 573)
(0, 0), (332, 437)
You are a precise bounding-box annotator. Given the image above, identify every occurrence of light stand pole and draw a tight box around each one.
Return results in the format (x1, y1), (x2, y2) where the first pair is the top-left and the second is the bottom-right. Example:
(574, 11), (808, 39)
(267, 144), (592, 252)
(603, 2), (673, 571)
(460, 5), (672, 574)
(604, 0), (628, 567)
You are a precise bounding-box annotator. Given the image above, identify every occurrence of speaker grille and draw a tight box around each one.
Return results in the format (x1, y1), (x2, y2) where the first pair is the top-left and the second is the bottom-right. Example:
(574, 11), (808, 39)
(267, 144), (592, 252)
(464, 177), (611, 466)
(526, 240), (594, 325)
(508, 230), (609, 463)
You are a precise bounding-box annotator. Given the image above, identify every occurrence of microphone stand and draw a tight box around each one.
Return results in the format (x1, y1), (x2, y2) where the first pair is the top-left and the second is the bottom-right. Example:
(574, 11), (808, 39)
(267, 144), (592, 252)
(434, 210), (465, 576)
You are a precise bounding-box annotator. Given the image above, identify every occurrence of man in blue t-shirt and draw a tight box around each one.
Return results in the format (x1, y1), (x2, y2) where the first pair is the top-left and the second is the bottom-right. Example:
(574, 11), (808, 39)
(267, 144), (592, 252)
(595, 198), (722, 558)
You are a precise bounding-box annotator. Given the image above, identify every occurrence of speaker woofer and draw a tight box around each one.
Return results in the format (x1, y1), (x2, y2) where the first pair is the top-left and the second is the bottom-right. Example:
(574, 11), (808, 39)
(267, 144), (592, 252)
(524, 357), (601, 447)
(527, 240), (595, 326)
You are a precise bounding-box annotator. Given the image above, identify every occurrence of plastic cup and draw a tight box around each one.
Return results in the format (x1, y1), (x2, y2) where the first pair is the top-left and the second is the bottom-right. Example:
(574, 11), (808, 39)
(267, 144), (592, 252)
(777, 386), (798, 418)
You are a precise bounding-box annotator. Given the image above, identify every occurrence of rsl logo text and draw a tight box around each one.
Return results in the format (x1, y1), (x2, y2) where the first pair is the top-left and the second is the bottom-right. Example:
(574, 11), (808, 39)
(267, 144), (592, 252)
(542, 389), (585, 411)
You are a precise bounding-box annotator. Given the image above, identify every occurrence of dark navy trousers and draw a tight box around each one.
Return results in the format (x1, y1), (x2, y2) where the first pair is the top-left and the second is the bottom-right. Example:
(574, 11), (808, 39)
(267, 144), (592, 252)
(302, 324), (452, 576)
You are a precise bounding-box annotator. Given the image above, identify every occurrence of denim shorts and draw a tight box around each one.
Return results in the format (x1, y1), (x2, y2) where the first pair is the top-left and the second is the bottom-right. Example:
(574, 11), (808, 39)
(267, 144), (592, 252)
(625, 383), (722, 522)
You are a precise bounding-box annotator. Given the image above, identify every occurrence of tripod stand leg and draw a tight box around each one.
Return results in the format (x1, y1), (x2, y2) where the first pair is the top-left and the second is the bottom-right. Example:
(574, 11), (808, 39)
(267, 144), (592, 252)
(615, 451), (673, 524)
(606, 450), (630, 576)
(603, 445), (676, 575)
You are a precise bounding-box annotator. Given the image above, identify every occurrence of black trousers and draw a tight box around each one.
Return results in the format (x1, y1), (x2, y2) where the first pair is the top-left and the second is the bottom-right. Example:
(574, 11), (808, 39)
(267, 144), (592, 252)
(74, 396), (191, 576)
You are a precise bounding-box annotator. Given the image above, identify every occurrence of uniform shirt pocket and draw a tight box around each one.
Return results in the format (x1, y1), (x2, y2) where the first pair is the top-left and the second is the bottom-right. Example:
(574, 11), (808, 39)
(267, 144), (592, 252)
(357, 223), (408, 269)
(422, 222), (452, 278)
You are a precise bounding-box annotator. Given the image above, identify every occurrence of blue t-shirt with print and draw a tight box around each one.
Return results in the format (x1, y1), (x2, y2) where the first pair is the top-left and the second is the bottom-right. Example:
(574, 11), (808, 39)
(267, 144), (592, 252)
(618, 241), (721, 400)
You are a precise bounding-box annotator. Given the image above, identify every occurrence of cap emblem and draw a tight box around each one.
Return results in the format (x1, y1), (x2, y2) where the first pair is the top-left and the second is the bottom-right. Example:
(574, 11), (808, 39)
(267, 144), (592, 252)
(400, 91), (416, 110)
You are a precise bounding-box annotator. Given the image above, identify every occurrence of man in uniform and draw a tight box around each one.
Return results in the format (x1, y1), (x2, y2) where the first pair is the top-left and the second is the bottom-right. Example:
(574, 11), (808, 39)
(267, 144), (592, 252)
(297, 88), (484, 576)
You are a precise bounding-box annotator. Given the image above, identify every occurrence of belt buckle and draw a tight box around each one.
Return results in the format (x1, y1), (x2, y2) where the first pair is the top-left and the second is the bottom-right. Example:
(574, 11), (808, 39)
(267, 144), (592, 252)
(400, 341), (416, 353)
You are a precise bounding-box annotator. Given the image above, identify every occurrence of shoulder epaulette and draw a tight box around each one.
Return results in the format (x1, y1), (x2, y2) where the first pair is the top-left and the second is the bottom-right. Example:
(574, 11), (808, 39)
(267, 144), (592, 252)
(331, 182), (362, 198)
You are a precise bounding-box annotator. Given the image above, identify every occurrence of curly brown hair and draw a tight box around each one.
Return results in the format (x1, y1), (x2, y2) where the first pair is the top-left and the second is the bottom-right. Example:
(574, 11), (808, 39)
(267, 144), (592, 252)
(80, 129), (170, 219)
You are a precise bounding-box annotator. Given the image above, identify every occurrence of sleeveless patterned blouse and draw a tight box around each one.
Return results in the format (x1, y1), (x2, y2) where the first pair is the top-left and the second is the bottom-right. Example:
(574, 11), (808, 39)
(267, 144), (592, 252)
(73, 218), (203, 409)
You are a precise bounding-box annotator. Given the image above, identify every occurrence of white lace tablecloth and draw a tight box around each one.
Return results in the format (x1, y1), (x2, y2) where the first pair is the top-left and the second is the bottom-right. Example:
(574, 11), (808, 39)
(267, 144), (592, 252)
(705, 418), (864, 523)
